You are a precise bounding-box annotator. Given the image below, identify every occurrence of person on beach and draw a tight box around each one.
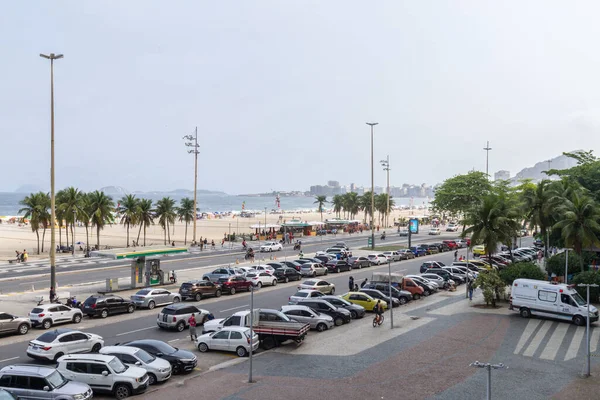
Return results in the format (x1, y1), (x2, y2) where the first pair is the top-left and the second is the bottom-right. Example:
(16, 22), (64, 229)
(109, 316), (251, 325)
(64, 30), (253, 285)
(171, 241), (175, 247)
(221, 239), (225, 247)
(15, 250), (21, 263)
(188, 313), (197, 341)
(211, 240), (215, 249)
(454, 250), (458, 262)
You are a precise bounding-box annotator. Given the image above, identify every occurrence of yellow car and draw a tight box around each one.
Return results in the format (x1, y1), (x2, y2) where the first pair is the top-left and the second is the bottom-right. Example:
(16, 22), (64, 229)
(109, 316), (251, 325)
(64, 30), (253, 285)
(341, 292), (388, 311)
(472, 245), (486, 256)
(468, 259), (495, 270)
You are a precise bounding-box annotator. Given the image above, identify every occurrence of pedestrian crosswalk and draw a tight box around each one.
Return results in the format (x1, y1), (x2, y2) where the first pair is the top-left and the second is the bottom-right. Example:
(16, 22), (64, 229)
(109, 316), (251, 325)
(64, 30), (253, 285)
(514, 319), (600, 361)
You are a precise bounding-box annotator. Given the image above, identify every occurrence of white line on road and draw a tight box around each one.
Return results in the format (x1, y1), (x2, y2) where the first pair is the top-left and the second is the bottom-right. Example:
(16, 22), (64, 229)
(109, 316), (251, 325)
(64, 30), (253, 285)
(0, 357), (19, 363)
(168, 339), (180, 343)
(540, 323), (569, 360)
(514, 319), (541, 354)
(564, 327), (585, 361)
(523, 320), (551, 357)
(220, 304), (249, 313)
(116, 326), (156, 337)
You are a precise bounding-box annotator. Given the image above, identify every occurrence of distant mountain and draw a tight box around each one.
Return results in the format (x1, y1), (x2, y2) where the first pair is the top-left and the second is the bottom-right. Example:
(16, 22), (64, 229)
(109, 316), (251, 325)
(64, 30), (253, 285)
(130, 189), (227, 196)
(510, 151), (580, 184)
(99, 186), (129, 196)
(14, 184), (46, 193)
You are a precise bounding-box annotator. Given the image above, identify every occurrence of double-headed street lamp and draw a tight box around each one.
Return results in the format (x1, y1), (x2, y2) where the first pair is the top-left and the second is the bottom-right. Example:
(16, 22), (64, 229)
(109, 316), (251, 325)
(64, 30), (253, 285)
(183, 128), (199, 244)
(380, 156), (390, 227)
(366, 122), (378, 250)
(40, 52), (63, 294)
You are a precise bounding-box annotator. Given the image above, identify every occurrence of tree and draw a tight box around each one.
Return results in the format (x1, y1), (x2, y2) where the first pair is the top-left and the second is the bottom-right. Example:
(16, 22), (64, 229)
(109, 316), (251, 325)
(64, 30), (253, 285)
(155, 197), (176, 245)
(331, 195), (343, 218)
(117, 194), (139, 247)
(546, 251), (584, 277)
(499, 262), (547, 286)
(177, 197), (195, 245)
(472, 269), (506, 307)
(550, 150), (600, 201)
(88, 191), (115, 249)
(314, 195), (327, 221)
(18, 192), (45, 254)
(38, 192), (51, 253)
(59, 187), (85, 251)
(136, 199), (154, 246)
(343, 192), (360, 219)
(359, 192), (373, 224)
(553, 192), (600, 271)
(375, 193), (395, 227)
(430, 171), (491, 224)
(521, 180), (554, 257)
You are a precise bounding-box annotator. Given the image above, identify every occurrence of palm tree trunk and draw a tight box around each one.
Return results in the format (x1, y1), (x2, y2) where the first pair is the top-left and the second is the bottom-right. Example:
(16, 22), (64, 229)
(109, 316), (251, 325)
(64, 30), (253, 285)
(126, 223), (130, 247)
(136, 223), (143, 246)
(36, 229), (40, 255)
(96, 226), (100, 249)
(144, 224), (147, 246)
(167, 221), (171, 243)
(85, 225), (89, 251)
(41, 227), (47, 253)
(58, 222), (62, 247)
(184, 221), (188, 245)
(65, 221), (69, 249)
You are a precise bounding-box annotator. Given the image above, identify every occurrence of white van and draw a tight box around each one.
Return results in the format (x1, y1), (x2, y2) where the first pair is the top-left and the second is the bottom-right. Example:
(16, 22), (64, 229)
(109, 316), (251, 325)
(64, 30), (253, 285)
(510, 279), (599, 326)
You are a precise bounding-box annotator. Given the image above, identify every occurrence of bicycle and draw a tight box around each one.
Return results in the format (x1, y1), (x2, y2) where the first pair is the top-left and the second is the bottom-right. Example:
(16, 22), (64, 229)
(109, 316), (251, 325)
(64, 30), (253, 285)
(372, 313), (384, 327)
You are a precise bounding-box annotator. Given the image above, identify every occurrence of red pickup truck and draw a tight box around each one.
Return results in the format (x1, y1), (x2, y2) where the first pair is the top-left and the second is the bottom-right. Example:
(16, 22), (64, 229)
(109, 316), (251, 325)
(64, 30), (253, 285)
(217, 275), (252, 295)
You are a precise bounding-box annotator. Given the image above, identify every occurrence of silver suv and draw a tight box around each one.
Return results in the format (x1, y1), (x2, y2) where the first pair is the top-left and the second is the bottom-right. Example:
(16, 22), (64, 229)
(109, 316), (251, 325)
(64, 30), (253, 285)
(156, 304), (210, 332)
(0, 312), (30, 336)
(0, 364), (93, 400)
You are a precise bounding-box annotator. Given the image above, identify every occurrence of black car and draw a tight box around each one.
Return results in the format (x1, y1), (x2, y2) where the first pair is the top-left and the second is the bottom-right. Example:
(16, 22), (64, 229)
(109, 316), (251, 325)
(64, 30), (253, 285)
(359, 288), (401, 307)
(419, 261), (446, 273)
(298, 299), (352, 325)
(431, 243), (450, 252)
(320, 295), (366, 319)
(281, 260), (303, 271)
(363, 283), (411, 305)
(347, 256), (371, 269)
(325, 260), (352, 273)
(82, 295), (135, 318)
(273, 267), (302, 283)
(266, 262), (285, 270)
(314, 255), (334, 264)
(427, 268), (464, 284)
(122, 339), (197, 374)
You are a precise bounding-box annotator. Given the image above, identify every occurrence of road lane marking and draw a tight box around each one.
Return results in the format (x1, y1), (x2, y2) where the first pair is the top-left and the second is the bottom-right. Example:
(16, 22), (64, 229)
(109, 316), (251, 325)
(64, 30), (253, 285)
(168, 339), (180, 343)
(514, 319), (541, 354)
(220, 304), (249, 313)
(564, 327), (585, 361)
(540, 323), (569, 360)
(116, 326), (156, 336)
(523, 320), (551, 357)
(0, 357), (19, 363)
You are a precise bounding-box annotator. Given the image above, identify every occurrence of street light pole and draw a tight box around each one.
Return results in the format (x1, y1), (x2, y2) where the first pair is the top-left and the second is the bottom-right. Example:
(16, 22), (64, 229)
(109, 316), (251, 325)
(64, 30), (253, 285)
(380, 156), (390, 228)
(469, 361), (507, 400)
(72, 210), (76, 256)
(367, 122), (378, 250)
(483, 141), (492, 178)
(578, 283), (598, 377)
(249, 283), (255, 383)
(40, 52), (63, 293)
(564, 249), (569, 284)
(387, 259), (394, 329)
(183, 128), (199, 243)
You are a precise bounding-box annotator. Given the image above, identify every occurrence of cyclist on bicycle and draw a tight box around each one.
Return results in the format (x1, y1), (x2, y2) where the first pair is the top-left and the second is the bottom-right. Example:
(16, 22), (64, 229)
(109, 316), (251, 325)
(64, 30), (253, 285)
(374, 299), (383, 324)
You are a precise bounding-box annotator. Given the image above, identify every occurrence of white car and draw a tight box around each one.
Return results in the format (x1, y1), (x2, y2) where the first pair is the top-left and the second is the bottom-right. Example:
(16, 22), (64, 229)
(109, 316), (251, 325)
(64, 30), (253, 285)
(245, 272), (278, 288)
(254, 264), (276, 274)
(289, 289), (325, 304)
(382, 251), (401, 262)
(100, 345), (172, 385)
(260, 242), (283, 252)
(27, 328), (104, 362)
(237, 267), (257, 275)
(446, 223), (459, 232)
(196, 326), (259, 357)
(297, 279), (335, 295)
(367, 254), (387, 265)
(29, 304), (83, 329)
(429, 228), (441, 235)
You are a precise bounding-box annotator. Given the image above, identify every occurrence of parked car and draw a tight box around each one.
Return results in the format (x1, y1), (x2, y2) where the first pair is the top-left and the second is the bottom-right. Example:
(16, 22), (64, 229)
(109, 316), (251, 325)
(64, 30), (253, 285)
(179, 280), (222, 301)
(266, 262), (285, 270)
(288, 289), (324, 304)
(100, 345), (172, 385)
(0, 364), (92, 400)
(325, 260), (352, 273)
(442, 266), (474, 281)
(454, 239), (468, 248)
(359, 288), (401, 308)
(406, 275), (438, 295)
(431, 242), (450, 252)
(429, 228), (441, 235)
(363, 283), (412, 305)
(245, 272), (278, 288)
(382, 251), (402, 262)
(297, 299), (352, 326)
(346, 256), (370, 269)
(420, 273), (451, 289)
(300, 263), (328, 277)
(130, 289), (181, 310)
(156, 304), (210, 332)
(472, 245), (486, 255)
(57, 353), (149, 399)
(397, 249), (415, 260)
(420, 261), (446, 273)
(260, 242), (283, 252)
(280, 305), (334, 332)
(280, 260), (303, 271)
(410, 246), (427, 257)
(196, 326), (259, 357)
(202, 267), (244, 282)
(254, 265), (277, 274)
(320, 295), (366, 319)
(446, 223), (459, 232)
(298, 279), (335, 294)
(332, 242), (349, 250)
(29, 304), (83, 330)
(26, 328), (103, 362)
(272, 267), (302, 283)
(217, 275), (253, 294)
(120, 340), (197, 375)
(367, 254), (387, 265)
(314, 255), (334, 264)
(341, 292), (387, 312)
(0, 312), (30, 336)
(82, 295), (135, 319)
(442, 240), (458, 250)
(399, 228), (409, 236)
(427, 268), (464, 284)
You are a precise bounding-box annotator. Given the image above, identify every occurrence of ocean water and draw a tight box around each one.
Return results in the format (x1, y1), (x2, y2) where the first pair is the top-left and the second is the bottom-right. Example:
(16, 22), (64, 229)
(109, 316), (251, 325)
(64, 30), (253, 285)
(0, 192), (430, 216)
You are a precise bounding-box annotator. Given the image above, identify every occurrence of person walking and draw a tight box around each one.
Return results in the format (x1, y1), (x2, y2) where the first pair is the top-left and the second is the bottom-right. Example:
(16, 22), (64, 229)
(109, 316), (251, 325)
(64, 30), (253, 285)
(348, 276), (354, 291)
(360, 278), (368, 288)
(468, 281), (474, 301)
(188, 313), (198, 341)
(453, 250), (458, 262)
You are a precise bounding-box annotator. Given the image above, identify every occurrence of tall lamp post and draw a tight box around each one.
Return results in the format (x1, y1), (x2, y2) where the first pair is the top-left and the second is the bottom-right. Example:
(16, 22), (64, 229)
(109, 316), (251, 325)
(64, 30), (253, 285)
(183, 128), (199, 243)
(40, 52), (63, 293)
(469, 361), (508, 399)
(578, 283), (598, 377)
(483, 141), (492, 178)
(72, 210), (76, 256)
(366, 122), (378, 250)
(380, 156), (390, 228)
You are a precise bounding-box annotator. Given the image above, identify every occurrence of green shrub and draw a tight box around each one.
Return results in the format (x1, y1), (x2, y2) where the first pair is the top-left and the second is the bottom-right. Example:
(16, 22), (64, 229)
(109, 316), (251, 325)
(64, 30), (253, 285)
(473, 269), (505, 307)
(500, 262), (547, 286)
(572, 271), (600, 303)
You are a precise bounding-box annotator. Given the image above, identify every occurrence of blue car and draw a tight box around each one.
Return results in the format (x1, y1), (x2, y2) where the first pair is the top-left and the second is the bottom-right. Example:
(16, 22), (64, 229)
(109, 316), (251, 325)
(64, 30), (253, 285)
(410, 246), (427, 257)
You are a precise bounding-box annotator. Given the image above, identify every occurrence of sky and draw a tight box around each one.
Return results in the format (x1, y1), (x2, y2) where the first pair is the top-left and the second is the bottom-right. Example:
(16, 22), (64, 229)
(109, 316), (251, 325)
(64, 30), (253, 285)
(2, 1), (600, 195)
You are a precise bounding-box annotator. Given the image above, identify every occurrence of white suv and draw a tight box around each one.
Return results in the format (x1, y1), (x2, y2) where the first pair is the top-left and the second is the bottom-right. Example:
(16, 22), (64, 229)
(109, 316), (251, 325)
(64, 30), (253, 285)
(100, 345), (172, 385)
(57, 354), (149, 399)
(29, 304), (83, 329)
(26, 328), (104, 362)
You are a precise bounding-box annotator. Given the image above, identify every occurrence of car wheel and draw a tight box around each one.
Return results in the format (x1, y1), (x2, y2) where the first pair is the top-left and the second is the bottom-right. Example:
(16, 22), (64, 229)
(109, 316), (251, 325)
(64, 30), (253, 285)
(114, 383), (131, 400)
(172, 364), (181, 375)
(399, 297), (408, 305)
(262, 336), (276, 350)
(92, 343), (102, 353)
(284, 277), (289, 283)
(236, 346), (248, 357)
(358, 264), (362, 269)
(73, 314), (82, 323)
(334, 317), (344, 326)
(230, 287), (236, 295)
(574, 315), (586, 326)
(173, 297), (180, 303)
(312, 272), (316, 277)
(53, 352), (64, 362)
(148, 373), (157, 385)
(194, 293), (202, 301)
(18, 323), (29, 335)
(330, 287), (335, 295)
(324, 270), (328, 276)
(198, 342), (209, 352)
(272, 280), (277, 286)
(350, 310), (358, 319)
(423, 290), (431, 296)
(269, 248), (273, 252)
(215, 290), (222, 298)
(42, 319), (52, 330)
(316, 323), (327, 332)
(413, 294), (421, 300)
(257, 282), (262, 288)
(100, 309), (110, 319)
(148, 301), (156, 310)
(127, 305), (135, 313)
(176, 321), (186, 332)
(519, 308), (531, 319)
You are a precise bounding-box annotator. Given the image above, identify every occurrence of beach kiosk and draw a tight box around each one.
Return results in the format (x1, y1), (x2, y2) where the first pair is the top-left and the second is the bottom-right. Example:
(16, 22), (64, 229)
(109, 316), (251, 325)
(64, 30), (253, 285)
(281, 220), (314, 237)
(90, 245), (187, 291)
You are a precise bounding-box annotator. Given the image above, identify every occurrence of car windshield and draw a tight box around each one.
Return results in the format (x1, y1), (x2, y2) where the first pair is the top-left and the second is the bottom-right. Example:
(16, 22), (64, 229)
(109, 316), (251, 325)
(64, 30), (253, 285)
(37, 331), (59, 343)
(135, 349), (155, 363)
(246, 273), (257, 278)
(294, 291), (309, 298)
(109, 357), (128, 373)
(161, 308), (178, 315)
(138, 341), (177, 355)
(136, 290), (151, 295)
(572, 292), (587, 306)
(31, 308), (44, 314)
(303, 280), (317, 286)
(46, 370), (68, 389)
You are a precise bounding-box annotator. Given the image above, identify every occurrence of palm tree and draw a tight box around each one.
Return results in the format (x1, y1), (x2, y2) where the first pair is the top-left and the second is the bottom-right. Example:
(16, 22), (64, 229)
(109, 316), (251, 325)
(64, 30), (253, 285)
(314, 195), (327, 221)
(177, 197), (195, 245)
(56, 189), (67, 247)
(358, 192), (373, 224)
(59, 187), (84, 250)
(331, 195), (343, 218)
(521, 180), (553, 257)
(136, 199), (154, 246)
(344, 192), (360, 219)
(18, 192), (45, 254)
(117, 195), (139, 247)
(375, 193), (395, 227)
(155, 197), (176, 245)
(88, 191), (115, 249)
(553, 192), (600, 271)
(80, 192), (93, 250)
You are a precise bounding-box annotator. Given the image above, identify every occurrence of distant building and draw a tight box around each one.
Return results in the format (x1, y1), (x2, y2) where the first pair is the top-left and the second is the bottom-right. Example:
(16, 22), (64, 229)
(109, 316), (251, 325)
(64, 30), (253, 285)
(327, 181), (340, 188)
(494, 170), (510, 181)
(350, 183), (356, 192)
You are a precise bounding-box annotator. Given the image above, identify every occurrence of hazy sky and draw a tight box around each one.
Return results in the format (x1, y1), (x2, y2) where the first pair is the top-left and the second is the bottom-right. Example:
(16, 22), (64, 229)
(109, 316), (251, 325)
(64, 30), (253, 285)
(2, 1), (600, 194)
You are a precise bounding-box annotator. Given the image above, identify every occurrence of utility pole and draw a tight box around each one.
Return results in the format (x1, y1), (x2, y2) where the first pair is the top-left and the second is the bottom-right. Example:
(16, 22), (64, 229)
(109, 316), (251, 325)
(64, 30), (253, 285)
(367, 122), (378, 250)
(483, 141), (492, 178)
(40, 52), (63, 293)
(470, 361), (507, 399)
(564, 249), (569, 284)
(183, 128), (199, 243)
(380, 156), (390, 227)
(578, 283), (598, 377)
